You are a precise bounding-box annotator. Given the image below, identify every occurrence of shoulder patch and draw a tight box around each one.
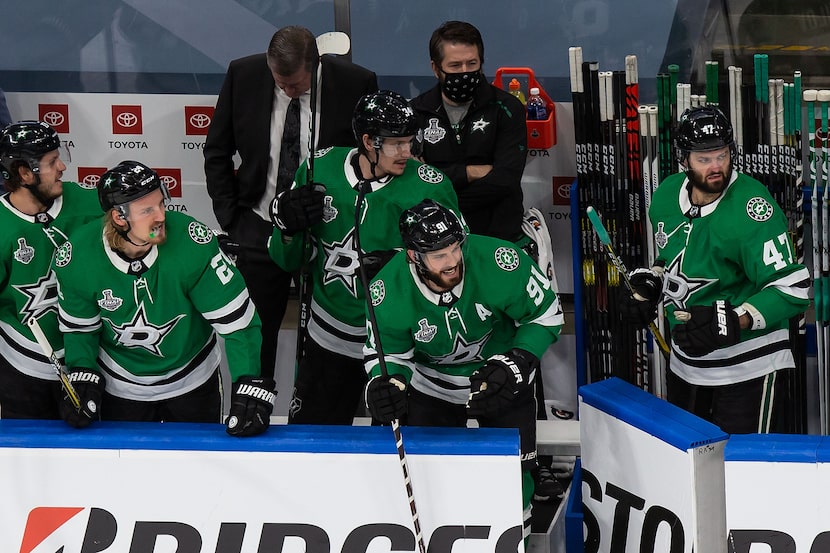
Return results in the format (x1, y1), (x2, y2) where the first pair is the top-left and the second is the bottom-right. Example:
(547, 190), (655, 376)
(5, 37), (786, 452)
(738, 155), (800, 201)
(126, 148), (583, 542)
(417, 164), (444, 184)
(55, 241), (72, 267)
(314, 146), (333, 158)
(370, 279), (386, 306)
(188, 221), (213, 244)
(746, 196), (773, 222)
(494, 246), (520, 271)
(77, 179), (97, 190)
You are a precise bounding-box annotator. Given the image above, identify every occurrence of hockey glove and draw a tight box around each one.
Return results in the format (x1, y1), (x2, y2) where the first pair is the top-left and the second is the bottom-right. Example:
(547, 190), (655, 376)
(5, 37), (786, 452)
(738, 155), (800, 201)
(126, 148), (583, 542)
(467, 349), (538, 418)
(618, 266), (664, 327)
(365, 374), (408, 423)
(60, 368), (104, 429)
(360, 249), (398, 283)
(270, 183), (326, 235)
(226, 376), (276, 437)
(212, 229), (240, 264)
(672, 299), (741, 357)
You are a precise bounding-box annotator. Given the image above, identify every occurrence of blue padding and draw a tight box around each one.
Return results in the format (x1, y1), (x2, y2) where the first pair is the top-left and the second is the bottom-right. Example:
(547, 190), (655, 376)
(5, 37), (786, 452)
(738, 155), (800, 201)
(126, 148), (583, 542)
(0, 420), (518, 456)
(565, 458), (583, 553)
(725, 433), (822, 463)
(579, 377), (728, 451)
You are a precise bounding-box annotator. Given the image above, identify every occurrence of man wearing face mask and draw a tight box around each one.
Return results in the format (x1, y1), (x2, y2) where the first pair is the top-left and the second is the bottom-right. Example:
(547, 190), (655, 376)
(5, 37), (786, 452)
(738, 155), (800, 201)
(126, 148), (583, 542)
(411, 20), (528, 243)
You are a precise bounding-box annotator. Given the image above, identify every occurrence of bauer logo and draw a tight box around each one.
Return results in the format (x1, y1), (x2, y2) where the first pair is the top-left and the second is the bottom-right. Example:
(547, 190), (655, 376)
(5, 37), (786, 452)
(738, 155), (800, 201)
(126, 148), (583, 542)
(552, 176), (574, 206)
(112, 105), (143, 134)
(77, 166), (108, 190)
(184, 105), (213, 135)
(154, 167), (182, 198)
(38, 104), (70, 133)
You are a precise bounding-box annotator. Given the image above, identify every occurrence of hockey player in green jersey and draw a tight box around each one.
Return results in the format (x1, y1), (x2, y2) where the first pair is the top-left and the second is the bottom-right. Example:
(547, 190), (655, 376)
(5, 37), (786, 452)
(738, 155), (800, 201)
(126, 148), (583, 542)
(53, 161), (274, 436)
(0, 121), (101, 419)
(363, 199), (563, 538)
(269, 90), (460, 425)
(620, 106), (810, 434)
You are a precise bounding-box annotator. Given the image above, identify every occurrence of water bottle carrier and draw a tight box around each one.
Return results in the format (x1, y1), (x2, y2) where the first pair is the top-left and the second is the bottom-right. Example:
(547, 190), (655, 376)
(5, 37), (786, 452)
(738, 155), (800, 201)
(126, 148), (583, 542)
(494, 66), (556, 149)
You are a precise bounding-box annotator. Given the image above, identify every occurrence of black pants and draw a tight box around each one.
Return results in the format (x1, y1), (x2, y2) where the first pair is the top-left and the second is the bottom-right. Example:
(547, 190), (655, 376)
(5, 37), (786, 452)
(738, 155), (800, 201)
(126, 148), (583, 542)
(0, 355), (61, 419)
(287, 336), (368, 425)
(666, 368), (780, 434)
(405, 386), (538, 472)
(102, 371), (222, 423)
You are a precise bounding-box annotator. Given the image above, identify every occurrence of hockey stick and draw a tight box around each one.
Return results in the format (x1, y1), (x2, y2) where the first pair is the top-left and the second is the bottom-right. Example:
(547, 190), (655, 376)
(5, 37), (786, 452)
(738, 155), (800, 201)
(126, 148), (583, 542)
(353, 181), (426, 553)
(27, 316), (81, 410)
(586, 206), (671, 359)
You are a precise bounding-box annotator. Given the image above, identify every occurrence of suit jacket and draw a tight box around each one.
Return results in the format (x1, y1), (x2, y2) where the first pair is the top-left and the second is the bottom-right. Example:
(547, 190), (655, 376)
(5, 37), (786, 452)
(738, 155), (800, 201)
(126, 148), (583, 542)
(204, 53), (378, 249)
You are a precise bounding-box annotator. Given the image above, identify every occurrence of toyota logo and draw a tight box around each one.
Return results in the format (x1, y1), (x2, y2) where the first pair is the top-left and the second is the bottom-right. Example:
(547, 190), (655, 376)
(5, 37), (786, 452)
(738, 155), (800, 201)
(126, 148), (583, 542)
(189, 113), (211, 128)
(160, 175), (178, 190)
(116, 113), (139, 128)
(82, 174), (101, 187)
(557, 184), (571, 199)
(43, 112), (65, 126)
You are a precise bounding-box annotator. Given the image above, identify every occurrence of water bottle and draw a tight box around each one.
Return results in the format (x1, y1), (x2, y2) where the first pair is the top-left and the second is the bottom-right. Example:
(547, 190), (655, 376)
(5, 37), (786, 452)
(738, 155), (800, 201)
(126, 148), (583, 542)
(527, 87), (548, 120)
(508, 78), (526, 105)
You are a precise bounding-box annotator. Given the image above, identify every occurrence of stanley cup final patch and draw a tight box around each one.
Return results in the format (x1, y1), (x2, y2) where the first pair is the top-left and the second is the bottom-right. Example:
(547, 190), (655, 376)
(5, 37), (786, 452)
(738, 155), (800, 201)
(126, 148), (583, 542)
(746, 197), (773, 222)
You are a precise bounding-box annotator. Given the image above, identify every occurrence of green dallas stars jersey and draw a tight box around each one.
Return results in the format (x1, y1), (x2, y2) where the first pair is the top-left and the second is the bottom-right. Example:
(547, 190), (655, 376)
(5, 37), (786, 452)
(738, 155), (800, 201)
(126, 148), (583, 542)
(365, 234), (564, 404)
(269, 146), (460, 359)
(650, 170), (810, 385)
(0, 183), (101, 380)
(53, 211), (261, 401)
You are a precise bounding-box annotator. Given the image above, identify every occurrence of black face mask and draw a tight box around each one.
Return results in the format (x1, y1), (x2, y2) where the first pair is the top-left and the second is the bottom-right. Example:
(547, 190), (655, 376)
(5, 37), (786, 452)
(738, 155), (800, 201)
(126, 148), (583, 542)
(440, 70), (481, 103)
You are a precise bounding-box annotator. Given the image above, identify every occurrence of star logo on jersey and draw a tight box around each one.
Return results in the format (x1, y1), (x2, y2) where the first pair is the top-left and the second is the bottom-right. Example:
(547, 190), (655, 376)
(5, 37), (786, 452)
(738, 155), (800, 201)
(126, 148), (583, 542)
(413, 318), (437, 343)
(54, 242), (72, 267)
(13, 237), (35, 264)
(188, 221), (212, 244)
(322, 196), (338, 223)
(369, 280), (385, 306)
(471, 116), (490, 133)
(495, 247), (520, 271)
(104, 303), (185, 356)
(661, 251), (717, 310)
(429, 331), (492, 365)
(417, 164), (444, 184)
(13, 271), (59, 324)
(321, 228), (360, 297)
(746, 197), (773, 222)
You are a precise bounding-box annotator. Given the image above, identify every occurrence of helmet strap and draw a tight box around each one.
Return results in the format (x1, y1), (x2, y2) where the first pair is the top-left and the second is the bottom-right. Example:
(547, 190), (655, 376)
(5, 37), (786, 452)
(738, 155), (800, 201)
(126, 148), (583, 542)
(21, 173), (54, 211)
(113, 208), (150, 248)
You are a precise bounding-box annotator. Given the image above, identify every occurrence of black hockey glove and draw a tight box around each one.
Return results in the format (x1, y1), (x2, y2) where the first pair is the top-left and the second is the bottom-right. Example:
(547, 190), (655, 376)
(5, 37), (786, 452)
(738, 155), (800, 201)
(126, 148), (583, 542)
(365, 374), (408, 424)
(60, 368), (104, 429)
(360, 249), (398, 283)
(226, 376), (276, 437)
(467, 349), (538, 418)
(618, 266), (664, 327)
(270, 183), (326, 235)
(212, 229), (240, 264)
(671, 299), (742, 357)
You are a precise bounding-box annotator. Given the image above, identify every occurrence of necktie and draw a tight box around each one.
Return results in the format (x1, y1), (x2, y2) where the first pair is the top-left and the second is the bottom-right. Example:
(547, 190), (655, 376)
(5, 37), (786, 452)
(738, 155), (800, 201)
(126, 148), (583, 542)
(277, 97), (301, 194)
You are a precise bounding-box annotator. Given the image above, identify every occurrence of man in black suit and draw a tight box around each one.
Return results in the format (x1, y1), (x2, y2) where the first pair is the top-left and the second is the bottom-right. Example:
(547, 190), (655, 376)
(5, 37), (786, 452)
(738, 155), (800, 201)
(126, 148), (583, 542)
(204, 26), (377, 380)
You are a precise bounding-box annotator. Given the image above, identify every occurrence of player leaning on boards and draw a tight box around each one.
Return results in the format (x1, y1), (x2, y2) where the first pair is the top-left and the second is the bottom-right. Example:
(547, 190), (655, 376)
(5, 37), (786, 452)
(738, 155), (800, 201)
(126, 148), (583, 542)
(268, 90), (461, 425)
(52, 161), (274, 436)
(363, 199), (563, 537)
(620, 106), (810, 434)
(0, 121), (101, 419)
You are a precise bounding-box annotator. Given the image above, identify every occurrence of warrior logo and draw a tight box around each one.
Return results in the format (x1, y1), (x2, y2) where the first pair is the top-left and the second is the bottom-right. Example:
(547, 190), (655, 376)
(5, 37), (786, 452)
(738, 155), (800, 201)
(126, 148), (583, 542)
(104, 303), (185, 356)
(423, 118), (447, 144)
(189, 221), (212, 244)
(97, 289), (123, 312)
(413, 318), (437, 343)
(495, 247), (520, 271)
(746, 196), (773, 222)
(14, 238), (35, 264)
(322, 196), (338, 223)
(417, 164), (444, 184)
(369, 280), (385, 306)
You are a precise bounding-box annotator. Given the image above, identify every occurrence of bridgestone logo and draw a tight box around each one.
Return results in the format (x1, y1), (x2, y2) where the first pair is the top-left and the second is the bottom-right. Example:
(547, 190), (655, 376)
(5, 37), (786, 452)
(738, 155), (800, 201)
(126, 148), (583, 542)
(238, 384), (275, 404)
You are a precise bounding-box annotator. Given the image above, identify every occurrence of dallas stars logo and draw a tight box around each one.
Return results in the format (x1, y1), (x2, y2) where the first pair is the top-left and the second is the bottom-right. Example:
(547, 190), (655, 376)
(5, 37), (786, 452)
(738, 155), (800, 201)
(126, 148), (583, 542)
(104, 303), (185, 356)
(661, 251), (717, 310)
(471, 117), (490, 133)
(322, 228), (360, 297)
(13, 271), (59, 324)
(428, 331), (492, 365)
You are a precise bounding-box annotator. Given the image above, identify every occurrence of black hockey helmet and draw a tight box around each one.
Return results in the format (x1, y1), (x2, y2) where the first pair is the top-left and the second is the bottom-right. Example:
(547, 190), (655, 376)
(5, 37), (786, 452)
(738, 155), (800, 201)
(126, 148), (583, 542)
(0, 121), (62, 180)
(400, 199), (466, 253)
(98, 160), (169, 212)
(675, 106), (736, 162)
(352, 90), (420, 144)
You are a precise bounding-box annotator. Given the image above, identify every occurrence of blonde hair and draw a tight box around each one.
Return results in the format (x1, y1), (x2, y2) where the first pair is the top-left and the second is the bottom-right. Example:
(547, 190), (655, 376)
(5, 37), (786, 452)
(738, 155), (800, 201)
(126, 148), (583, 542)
(103, 212), (128, 251)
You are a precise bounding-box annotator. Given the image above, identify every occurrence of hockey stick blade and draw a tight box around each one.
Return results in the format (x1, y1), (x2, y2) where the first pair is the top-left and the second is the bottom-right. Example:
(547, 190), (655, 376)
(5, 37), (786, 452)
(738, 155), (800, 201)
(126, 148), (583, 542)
(586, 206), (671, 358)
(316, 31), (350, 56)
(27, 316), (81, 410)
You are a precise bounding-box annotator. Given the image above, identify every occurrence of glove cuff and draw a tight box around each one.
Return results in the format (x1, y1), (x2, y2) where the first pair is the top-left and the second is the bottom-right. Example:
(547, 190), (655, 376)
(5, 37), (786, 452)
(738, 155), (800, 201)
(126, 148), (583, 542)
(233, 376), (277, 405)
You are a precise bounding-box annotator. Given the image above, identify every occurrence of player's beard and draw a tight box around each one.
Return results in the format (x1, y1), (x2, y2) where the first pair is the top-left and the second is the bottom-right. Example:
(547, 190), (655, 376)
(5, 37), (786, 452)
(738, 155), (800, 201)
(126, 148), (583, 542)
(687, 162), (732, 195)
(421, 257), (464, 292)
(146, 222), (167, 245)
